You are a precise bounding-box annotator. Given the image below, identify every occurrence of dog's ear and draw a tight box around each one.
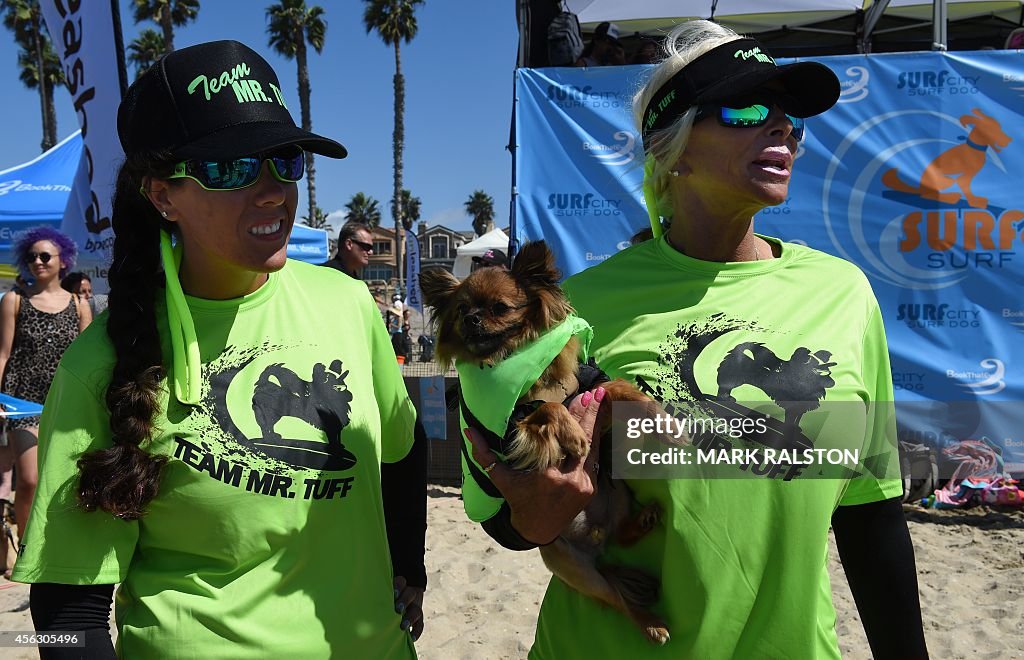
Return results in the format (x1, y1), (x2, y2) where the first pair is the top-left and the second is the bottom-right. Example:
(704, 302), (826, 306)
(511, 241), (561, 288)
(961, 108), (991, 128)
(962, 107), (996, 128)
(511, 241), (572, 331)
(419, 268), (460, 308)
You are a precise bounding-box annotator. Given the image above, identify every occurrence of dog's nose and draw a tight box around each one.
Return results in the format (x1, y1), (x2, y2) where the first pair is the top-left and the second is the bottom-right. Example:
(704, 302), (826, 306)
(465, 314), (482, 329)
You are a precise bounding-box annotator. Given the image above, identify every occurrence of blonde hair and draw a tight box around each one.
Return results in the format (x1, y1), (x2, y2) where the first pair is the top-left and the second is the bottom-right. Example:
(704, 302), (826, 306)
(635, 20), (742, 221)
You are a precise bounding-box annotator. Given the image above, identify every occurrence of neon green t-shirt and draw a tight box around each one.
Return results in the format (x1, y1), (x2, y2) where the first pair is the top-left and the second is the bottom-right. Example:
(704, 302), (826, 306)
(13, 260), (417, 659)
(529, 236), (902, 660)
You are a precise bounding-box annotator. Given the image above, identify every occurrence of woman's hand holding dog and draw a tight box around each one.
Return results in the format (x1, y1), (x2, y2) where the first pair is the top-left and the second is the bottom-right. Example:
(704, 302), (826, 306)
(464, 386), (605, 546)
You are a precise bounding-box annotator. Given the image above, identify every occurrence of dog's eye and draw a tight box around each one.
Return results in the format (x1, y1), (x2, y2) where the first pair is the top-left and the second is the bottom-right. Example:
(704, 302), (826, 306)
(491, 302), (510, 315)
(457, 303), (469, 315)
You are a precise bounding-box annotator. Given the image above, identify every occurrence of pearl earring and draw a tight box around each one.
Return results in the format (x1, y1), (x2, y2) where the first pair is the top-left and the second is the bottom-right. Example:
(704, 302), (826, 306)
(670, 171), (680, 177)
(161, 210), (168, 217)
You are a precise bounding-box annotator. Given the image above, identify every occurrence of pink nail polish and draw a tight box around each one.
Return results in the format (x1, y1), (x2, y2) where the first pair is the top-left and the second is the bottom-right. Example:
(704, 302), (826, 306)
(595, 387), (606, 402)
(581, 392), (593, 407)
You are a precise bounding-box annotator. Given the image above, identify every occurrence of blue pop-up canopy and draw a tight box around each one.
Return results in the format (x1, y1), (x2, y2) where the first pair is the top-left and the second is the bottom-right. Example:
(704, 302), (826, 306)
(287, 224), (330, 263)
(0, 132), (80, 262)
(0, 132), (329, 265)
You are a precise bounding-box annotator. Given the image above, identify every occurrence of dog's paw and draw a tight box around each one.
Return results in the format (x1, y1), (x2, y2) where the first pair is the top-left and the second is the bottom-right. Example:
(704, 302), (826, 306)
(617, 502), (662, 547)
(509, 402), (587, 471)
(601, 378), (652, 402)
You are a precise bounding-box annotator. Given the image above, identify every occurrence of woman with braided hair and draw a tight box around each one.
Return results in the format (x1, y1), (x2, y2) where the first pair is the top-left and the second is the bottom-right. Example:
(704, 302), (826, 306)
(12, 41), (425, 659)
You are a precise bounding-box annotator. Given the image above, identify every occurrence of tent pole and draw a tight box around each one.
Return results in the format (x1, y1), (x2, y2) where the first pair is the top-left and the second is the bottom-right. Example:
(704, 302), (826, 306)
(932, 0), (948, 50)
(517, 0), (530, 68)
(862, 0), (892, 53)
(508, 70), (520, 261)
(511, 0), (530, 259)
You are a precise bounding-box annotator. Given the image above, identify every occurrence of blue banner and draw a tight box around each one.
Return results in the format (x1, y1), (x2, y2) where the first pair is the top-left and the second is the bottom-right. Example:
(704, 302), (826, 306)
(405, 229), (423, 313)
(515, 51), (1024, 472)
(418, 375), (447, 441)
(515, 66), (649, 272)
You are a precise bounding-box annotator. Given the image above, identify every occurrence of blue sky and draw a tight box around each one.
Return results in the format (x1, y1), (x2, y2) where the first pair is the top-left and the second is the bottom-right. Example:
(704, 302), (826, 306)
(0, 1), (519, 235)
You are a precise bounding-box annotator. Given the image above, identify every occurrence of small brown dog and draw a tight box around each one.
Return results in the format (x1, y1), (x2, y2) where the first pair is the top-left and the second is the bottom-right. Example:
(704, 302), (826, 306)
(419, 240), (671, 644)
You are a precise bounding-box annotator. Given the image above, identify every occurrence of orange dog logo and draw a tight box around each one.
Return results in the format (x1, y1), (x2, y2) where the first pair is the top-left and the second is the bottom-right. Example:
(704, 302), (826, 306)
(882, 108), (1011, 209)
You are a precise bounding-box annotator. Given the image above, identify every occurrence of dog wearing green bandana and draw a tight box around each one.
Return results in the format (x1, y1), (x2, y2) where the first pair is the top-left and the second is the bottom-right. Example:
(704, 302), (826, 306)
(420, 241), (672, 644)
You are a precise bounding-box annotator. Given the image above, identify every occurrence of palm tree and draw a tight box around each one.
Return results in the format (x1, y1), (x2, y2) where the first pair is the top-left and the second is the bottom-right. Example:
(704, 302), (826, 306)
(127, 29), (167, 80)
(301, 206), (329, 229)
(465, 190), (495, 237)
(3, 0), (63, 151)
(131, 0), (199, 52)
(267, 0), (327, 233)
(391, 188), (421, 231)
(363, 0), (424, 289)
(15, 39), (62, 150)
(345, 193), (382, 228)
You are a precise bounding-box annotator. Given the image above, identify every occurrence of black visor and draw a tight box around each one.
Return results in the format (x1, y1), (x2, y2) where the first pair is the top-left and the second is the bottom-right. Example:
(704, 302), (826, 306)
(641, 38), (840, 151)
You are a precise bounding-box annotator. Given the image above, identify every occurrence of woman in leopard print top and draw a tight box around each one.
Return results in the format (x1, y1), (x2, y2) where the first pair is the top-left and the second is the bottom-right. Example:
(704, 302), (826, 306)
(0, 227), (91, 573)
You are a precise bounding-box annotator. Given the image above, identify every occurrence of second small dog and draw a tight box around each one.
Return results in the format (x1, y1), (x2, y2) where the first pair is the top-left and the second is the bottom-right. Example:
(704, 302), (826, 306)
(420, 241), (671, 644)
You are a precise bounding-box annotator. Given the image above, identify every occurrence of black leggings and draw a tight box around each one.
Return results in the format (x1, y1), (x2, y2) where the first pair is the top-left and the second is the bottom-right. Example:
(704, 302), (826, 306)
(30, 583), (115, 660)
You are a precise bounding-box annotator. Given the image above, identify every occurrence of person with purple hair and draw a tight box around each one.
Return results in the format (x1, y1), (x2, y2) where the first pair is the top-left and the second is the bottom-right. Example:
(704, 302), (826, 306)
(0, 225), (91, 576)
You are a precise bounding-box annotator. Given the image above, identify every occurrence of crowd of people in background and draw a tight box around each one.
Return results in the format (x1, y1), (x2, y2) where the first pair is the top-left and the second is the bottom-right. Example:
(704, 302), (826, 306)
(321, 220), (417, 363)
(574, 22), (660, 67)
(317, 222), (516, 366)
(60, 271), (107, 317)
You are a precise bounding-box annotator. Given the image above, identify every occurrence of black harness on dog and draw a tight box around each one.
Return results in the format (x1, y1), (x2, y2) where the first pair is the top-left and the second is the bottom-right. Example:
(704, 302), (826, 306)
(459, 359), (610, 498)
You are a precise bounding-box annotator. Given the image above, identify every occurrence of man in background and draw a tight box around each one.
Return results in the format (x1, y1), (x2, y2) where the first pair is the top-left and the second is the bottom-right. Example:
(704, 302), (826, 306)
(322, 221), (374, 279)
(320, 219), (427, 600)
(576, 21), (624, 67)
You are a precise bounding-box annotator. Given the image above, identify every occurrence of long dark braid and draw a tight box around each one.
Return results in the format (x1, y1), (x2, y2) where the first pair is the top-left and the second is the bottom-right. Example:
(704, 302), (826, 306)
(77, 152), (176, 519)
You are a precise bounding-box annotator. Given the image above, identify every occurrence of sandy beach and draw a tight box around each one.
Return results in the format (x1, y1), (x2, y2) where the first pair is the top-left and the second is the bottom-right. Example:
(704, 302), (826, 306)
(1, 486), (1021, 658)
(415, 488), (1024, 660)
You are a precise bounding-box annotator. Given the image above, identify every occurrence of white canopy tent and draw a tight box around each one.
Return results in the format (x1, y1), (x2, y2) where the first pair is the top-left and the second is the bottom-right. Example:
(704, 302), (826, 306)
(565, 0), (1023, 29)
(564, 0), (860, 33)
(517, 0), (1024, 62)
(452, 228), (509, 279)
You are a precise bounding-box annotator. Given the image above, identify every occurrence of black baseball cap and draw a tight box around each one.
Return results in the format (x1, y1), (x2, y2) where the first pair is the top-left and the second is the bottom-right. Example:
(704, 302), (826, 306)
(472, 248), (508, 267)
(641, 37), (839, 150)
(118, 40), (347, 161)
(595, 22), (622, 45)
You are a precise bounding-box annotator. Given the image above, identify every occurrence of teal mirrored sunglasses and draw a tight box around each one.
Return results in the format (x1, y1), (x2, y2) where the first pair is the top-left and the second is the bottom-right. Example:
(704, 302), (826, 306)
(168, 146), (305, 191)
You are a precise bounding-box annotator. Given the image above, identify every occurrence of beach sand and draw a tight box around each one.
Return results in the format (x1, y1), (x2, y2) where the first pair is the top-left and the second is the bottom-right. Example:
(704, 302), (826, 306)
(1, 487), (1021, 658)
